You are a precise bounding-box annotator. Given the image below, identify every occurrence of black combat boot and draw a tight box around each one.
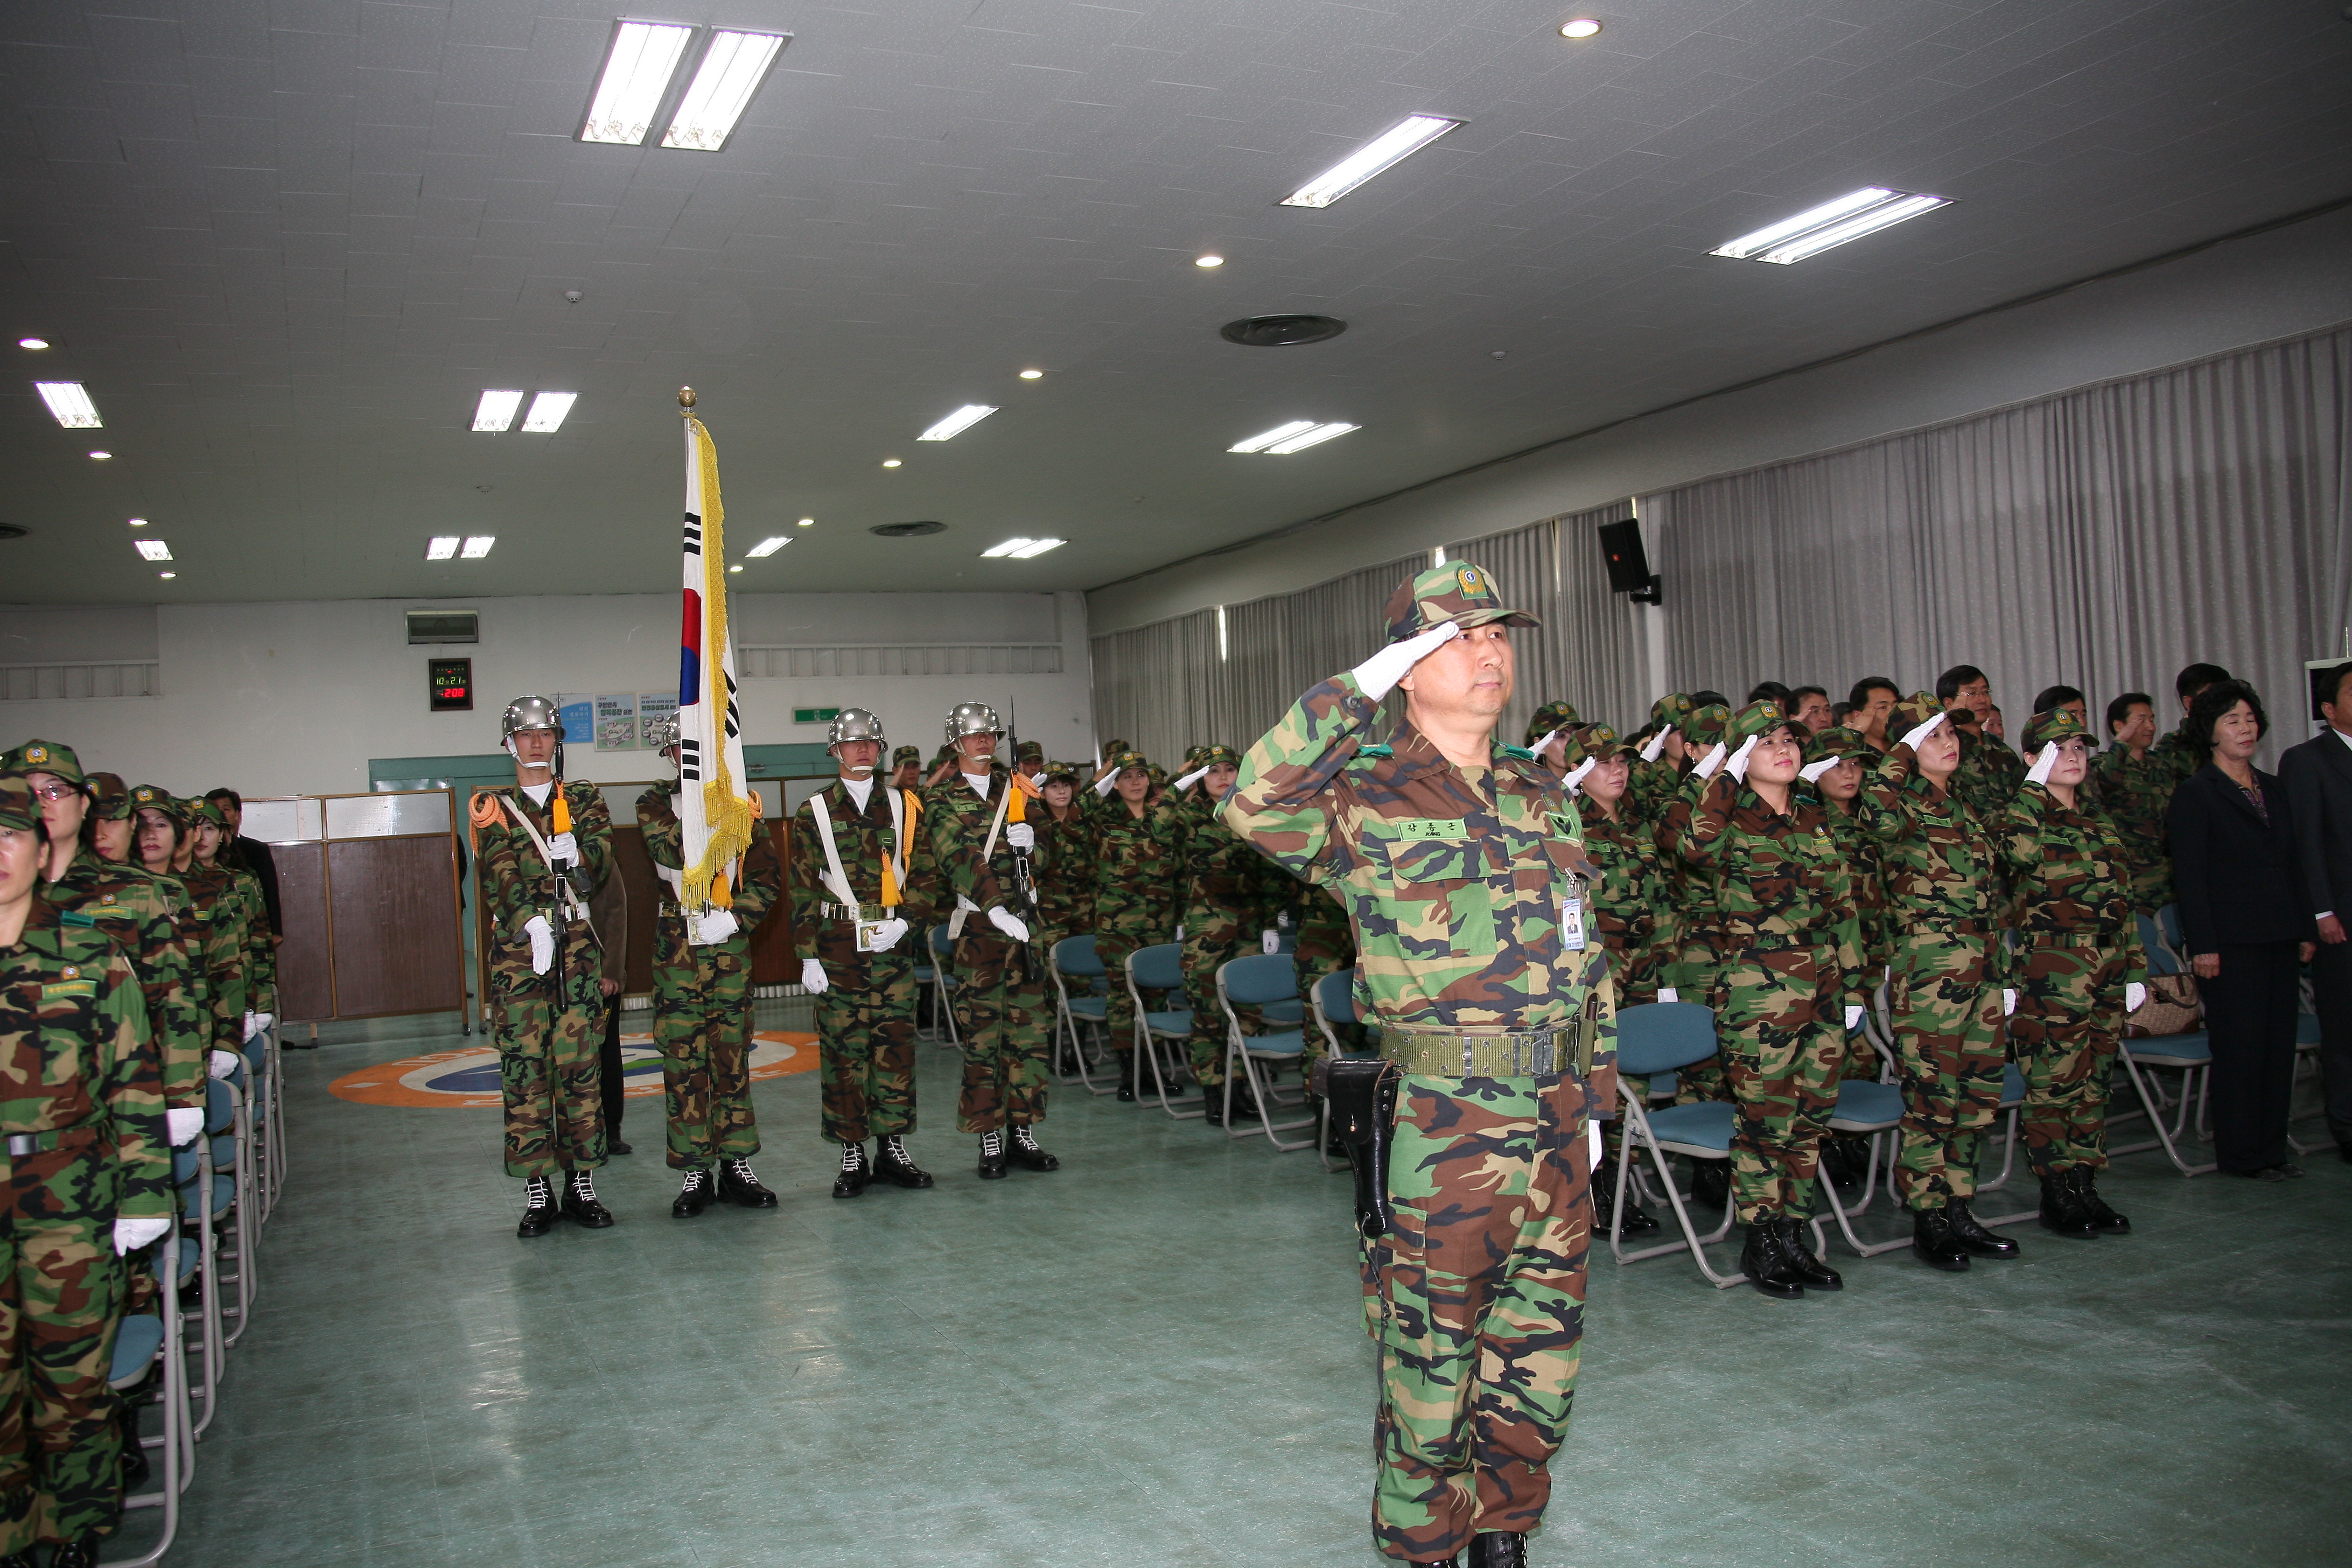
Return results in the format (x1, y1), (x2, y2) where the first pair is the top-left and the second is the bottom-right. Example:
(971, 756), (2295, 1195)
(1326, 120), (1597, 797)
(1690, 1159), (1731, 1214)
(977, 1129), (1009, 1180)
(46, 1537), (102, 1568)
(832, 1143), (870, 1199)
(1, 1551), (29, 1568)
(1739, 1221), (1804, 1299)
(718, 1158), (778, 1208)
(1007, 1124), (1060, 1172)
(1200, 1083), (1228, 1125)
(1591, 1152), (1659, 1238)
(1469, 1532), (1528, 1568)
(1910, 1207), (1970, 1271)
(1115, 1052), (1138, 1104)
(562, 1169), (614, 1228)
(1945, 1199), (2021, 1257)
(873, 1135), (934, 1189)
(517, 1175), (558, 1238)
(117, 1392), (150, 1489)
(673, 1165), (716, 1217)
(1776, 1217), (1844, 1290)
(2070, 1167), (2130, 1234)
(2036, 1170), (2100, 1238)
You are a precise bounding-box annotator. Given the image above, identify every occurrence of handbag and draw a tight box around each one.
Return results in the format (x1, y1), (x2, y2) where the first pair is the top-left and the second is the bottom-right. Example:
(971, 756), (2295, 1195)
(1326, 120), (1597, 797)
(2123, 972), (2201, 1037)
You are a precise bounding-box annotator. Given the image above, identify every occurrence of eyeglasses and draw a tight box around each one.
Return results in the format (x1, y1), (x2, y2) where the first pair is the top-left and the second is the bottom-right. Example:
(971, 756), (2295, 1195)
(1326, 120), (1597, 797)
(30, 781), (80, 803)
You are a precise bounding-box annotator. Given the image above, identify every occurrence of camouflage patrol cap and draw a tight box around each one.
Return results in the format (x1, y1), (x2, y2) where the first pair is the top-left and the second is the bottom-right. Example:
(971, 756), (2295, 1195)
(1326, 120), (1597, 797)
(1803, 726), (1878, 768)
(1383, 561), (1539, 644)
(891, 745), (922, 768)
(1014, 739), (1045, 764)
(1195, 745), (1241, 769)
(1103, 739), (1130, 757)
(2021, 708), (2090, 754)
(1651, 692), (1693, 730)
(4, 739), (84, 788)
(1683, 702), (1731, 751)
(85, 772), (133, 819)
(128, 784), (186, 822)
(1042, 759), (1081, 784)
(1182, 745), (1210, 768)
(0, 774), (36, 832)
(188, 796), (228, 830)
(1890, 690), (1942, 737)
(1727, 698), (1798, 745)
(1110, 749), (1149, 775)
(1523, 701), (1580, 748)
(1576, 723), (1630, 759)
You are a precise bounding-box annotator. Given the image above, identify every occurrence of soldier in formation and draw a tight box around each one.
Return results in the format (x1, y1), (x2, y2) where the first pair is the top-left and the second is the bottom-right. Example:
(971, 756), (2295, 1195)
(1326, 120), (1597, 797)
(1086, 749), (1182, 1102)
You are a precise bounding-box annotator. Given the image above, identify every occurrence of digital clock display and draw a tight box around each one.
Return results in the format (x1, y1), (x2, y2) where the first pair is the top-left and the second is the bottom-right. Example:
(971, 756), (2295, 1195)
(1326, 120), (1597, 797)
(430, 656), (473, 712)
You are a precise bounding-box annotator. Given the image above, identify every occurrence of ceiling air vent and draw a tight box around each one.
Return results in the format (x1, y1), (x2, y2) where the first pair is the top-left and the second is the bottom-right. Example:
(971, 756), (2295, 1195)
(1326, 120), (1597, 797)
(869, 521), (948, 538)
(407, 610), (479, 645)
(1220, 314), (1347, 347)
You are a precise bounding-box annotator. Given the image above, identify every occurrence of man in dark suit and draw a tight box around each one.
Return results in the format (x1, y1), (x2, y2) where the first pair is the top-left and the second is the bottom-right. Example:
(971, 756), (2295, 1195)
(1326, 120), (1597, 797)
(2280, 660), (2352, 1163)
(204, 788), (282, 939)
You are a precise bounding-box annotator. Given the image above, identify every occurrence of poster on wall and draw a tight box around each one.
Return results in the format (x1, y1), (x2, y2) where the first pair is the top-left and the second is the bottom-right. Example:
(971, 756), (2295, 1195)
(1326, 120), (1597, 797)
(594, 694), (640, 751)
(638, 691), (678, 747)
(556, 695), (596, 746)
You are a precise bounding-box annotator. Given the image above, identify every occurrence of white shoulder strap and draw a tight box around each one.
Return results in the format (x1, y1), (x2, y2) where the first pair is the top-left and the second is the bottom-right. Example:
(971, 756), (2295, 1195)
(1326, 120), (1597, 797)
(946, 779), (1014, 939)
(807, 790), (858, 920)
(500, 792), (586, 920)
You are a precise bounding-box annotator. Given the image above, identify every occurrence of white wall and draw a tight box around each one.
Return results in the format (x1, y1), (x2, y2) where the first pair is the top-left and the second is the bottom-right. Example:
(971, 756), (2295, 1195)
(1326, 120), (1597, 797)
(1089, 205), (2352, 634)
(0, 591), (1095, 797)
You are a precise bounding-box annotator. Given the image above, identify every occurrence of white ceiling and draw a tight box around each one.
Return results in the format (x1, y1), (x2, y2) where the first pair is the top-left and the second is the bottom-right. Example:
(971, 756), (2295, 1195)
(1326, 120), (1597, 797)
(4, 0), (2348, 606)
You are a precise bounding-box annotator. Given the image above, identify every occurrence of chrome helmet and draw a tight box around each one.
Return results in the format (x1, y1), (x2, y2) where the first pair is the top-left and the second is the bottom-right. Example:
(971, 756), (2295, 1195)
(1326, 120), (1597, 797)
(501, 695), (563, 744)
(644, 713), (681, 752)
(827, 708), (886, 752)
(943, 701), (1003, 744)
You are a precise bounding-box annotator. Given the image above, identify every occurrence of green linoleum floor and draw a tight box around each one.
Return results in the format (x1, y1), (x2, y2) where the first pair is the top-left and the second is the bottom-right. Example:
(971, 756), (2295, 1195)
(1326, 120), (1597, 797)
(116, 1006), (2352, 1567)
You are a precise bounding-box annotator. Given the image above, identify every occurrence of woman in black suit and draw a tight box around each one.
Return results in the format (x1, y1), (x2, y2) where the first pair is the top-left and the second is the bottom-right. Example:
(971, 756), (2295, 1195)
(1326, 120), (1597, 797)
(2167, 681), (2317, 1179)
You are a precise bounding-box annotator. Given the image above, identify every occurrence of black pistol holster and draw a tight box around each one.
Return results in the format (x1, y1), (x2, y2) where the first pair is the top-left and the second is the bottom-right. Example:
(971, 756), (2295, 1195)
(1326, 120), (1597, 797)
(1318, 1056), (1399, 1238)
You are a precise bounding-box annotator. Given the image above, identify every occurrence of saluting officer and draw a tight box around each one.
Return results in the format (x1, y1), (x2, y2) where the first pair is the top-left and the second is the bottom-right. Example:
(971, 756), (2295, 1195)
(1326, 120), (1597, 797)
(1174, 745), (1282, 1124)
(790, 709), (935, 1199)
(888, 745), (925, 792)
(472, 696), (614, 1237)
(913, 702), (1060, 1179)
(638, 716), (782, 1217)
(1226, 561), (1615, 1568)
(0, 772), (173, 1568)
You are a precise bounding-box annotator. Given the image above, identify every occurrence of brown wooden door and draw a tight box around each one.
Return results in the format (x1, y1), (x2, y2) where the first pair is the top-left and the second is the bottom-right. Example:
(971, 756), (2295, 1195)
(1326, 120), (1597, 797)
(326, 836), (464, 1017)
(272, 841), (333, 1022)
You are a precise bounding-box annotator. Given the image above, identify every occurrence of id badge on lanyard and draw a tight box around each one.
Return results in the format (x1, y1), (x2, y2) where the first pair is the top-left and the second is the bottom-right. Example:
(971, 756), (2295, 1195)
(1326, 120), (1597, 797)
(1560, 873), (1588, 951)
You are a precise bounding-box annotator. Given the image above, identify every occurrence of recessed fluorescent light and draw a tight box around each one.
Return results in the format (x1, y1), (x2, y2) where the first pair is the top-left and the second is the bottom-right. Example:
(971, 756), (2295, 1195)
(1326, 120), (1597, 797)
(521, 391), (575, 432)
(728, 563), (743, 573)
(580, 21), (695, 146)
(1018, 368), (1044, 380)
(1265, 422), (1359, 454)
(88, 450), (110, 460)
(460, 535), (495, 558)
(127, 517), (147, 527)
(472, 389), (523, 431)
(981, 538), (1034, 558)
(425, 536), (460, 560)
(796, 517), (814, 527)
(745, 535), (790, 557)
(1009, 537), (1063, 558)
(1710, 187), (1951, 264)
(662, 29), (789, 151)
(34, 382), (101, 428)
(1229, 420), (1319, 454)
(1560, 18), (1602, 38)
(19, 337), (50, 350)
(918, 404), (998, 442)
(881, 458), (901, 468)
(135, 539), (172, 562)
(157, 571), (174, 579)
(1195, 254), (1223, 268)
(1280, 114), (1462, 208)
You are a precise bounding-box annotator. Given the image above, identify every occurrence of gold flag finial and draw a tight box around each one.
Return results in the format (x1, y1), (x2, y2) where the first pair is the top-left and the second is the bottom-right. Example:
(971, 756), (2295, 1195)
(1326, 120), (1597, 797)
(678, 385), (697, 410)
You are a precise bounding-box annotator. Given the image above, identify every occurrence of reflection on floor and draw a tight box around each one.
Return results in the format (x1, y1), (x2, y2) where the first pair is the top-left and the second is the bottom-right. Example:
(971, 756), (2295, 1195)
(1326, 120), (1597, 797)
(120, 1003), (2349, 1567)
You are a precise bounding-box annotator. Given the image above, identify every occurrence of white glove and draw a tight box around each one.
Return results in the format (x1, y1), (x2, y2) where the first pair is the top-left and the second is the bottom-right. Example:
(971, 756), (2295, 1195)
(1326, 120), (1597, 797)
(1563, 757), (1598, 795)
(2024, 745), (2059, 787)
(1091, 769), (1119, 797)
(1639, 725), (1672, 763)
(1261, 929), (1280, 954)
(208, 1050), (241, 1080)
(1692, 742), (1729, 781)
(2125, 981), (2147, 1012)
(986, 906), (1031, 943)
(546, 831), (579, 865)
(1528, 730), (1560, 760)
(524, 914), (554, 975)
(1898, 712), (1947, 752)
(800, 958), (828, 995)
(1349, 621), (1460, 703)
(1174, 924), (1185, 941)
(1005, 823), (1035, 850)
(113, 1216), (173, 1256)
(1798, 757), (1841, 784)
(690, 908), (739, 946)
(1657, 986), (1679, 1003)
(1843, 1005), (1865, 1031)
(869, 917), (909, 953)
(1723, 734), (1761, 783)
(2003, 989), (2018, 1016)
(166, 1107), (205, 1147)
(1173, 765), (1213, 792)
(1587, 1116), (1603, 1171)
(246, 1011), (273, 1040)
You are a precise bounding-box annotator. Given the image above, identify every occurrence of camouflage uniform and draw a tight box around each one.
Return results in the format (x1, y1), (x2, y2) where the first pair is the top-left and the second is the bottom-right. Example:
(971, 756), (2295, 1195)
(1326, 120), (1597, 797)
(471, 780), (612, 1178)
(1031, 775), (1098, 953)
(1292, 879), (1361, 1088)
(1799, 725), (1891, 1086)
(1573, 727), (1676, 1168)
(1661, 702), (1866, 1224)
(125, 788), (210, 1052)
(1950, 725), (2025, 819)
(0, 779), (173, 1556)
(1088, 755), (1184, 1058)
(1864, 738), (2006, 1210)
(639, 788), (781, 1168)
(2090, 744), (2176, 912)
(1175, 747), (1281, 1090)
(1226, 562), (1614, 1565)
(916, 764), (1053, 1133)
(1623, 693), (1695, 825)
(1992, 715), (2147, 1180)
(787, 778), (928, 1146)
(173, 857), (246, 1057)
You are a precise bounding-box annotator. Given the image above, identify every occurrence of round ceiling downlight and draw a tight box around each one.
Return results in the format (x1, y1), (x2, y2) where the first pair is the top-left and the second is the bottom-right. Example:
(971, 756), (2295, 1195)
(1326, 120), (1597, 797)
(870, 521), (948, 538)
(1219, 314), (1348, 347)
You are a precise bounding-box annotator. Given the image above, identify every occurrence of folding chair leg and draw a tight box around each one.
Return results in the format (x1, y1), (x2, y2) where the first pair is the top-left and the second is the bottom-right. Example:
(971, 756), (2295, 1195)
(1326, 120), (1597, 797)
(2108, 1058), (2217, 1175)
(1152, 1032), (1204, 1119)
(1807, 1133), (1910, 1259)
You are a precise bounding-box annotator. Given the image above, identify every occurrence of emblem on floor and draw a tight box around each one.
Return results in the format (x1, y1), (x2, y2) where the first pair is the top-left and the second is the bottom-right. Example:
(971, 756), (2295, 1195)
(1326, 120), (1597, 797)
(330, 1030), (817, 1108)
